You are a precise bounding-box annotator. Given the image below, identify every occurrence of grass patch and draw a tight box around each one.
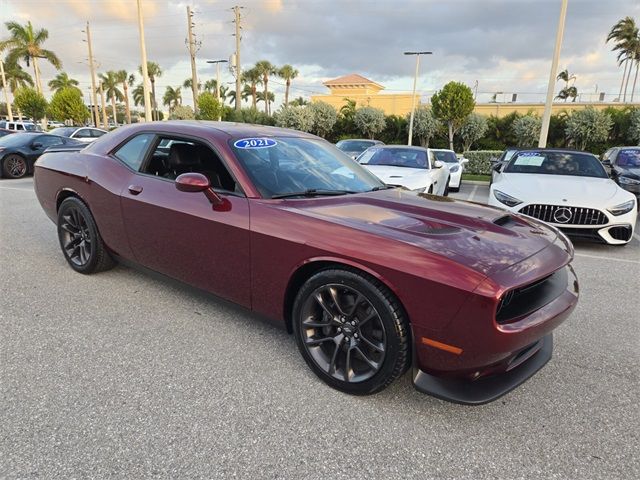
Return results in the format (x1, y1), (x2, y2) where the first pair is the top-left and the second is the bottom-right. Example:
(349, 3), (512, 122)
(462, 173), (491, 182)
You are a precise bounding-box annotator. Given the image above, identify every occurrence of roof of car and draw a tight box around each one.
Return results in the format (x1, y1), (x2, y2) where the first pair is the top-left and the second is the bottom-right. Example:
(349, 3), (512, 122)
(155, 120), (320, 139)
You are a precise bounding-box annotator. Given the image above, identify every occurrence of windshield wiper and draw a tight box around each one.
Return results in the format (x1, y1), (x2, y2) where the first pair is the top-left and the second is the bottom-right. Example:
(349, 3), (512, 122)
(271, 189), (357, 199)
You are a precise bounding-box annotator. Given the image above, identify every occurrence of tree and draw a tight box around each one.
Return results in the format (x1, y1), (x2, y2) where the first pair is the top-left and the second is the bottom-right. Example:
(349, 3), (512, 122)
(132, 83), (145, 107)
(241, 68), (262, 109)
(99, 71), (123, 125)
(354, 106), (386, 139)
(512, 115), (542, 148)
(275, 106), (314, 132)
(565, 107), (613, 150)
(0, 21), (61, 94)
(168, 105), (195, 120)
(256, 90), (275, 107)
(163, 86), (182, 111)
(183, 77), (202, 92)
(408, 106), (440, 147)
(607, 17), (640, 102)
(627, 109), (640, 144)
(254, 60), (276, 115)
(555, 69), (578, 102)
(278, 64), (298, 106)
(13, 87), (47, 120)
(116, 70), (135, 124)
(308, 101), (337, 138)
(138, 61), (162, 120)
(457, 113), (488, 151)
(47, 87), (88, 124)
(197, 92), (222, 120)
(2, 59), (33, 93)
(48, 72), (80, 94)
(430, 81), (475, 151)
(290, 96), (308, 107)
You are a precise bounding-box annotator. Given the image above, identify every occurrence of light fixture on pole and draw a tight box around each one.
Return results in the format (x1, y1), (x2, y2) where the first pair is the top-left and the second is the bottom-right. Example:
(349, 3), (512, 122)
(207, 59), (228, 121)
(404, 51), (432, 146)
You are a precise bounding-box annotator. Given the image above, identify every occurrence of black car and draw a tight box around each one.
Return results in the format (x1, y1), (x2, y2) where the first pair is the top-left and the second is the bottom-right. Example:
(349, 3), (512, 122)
(0, 132), (83, 179)
(0, 128), (15, 138)
(601, 147), (640, 200)
(336, 139), (385, 160)
(490, 147), (519, 185)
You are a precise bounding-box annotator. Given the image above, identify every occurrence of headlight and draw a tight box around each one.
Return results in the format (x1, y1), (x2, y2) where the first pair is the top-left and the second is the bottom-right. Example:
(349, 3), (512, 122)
(412, 187), (426, 193)
(493, 189), (522, 207)
(607, 199), (636, 216)
(619, 176), (640, 186)
(449, 165), (460, 173)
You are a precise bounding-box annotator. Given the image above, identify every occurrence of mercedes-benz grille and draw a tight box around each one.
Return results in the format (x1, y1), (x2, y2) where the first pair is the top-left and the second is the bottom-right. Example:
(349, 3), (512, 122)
(519, 204), (607, 225)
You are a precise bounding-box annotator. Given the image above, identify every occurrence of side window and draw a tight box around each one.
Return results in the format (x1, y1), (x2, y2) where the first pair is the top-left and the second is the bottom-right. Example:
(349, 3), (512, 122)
(142, 136), (237, 192)
(16, 124), (24, 131)
(74, 129), (92, 138)
(114, 133), (154, 171)
(91, 129), (106, 138)
(38, 136), (64, 147)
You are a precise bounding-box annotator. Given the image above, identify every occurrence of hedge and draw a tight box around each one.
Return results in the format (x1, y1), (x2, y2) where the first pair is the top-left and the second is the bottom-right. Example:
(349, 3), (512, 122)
(462, 150), (503, 175)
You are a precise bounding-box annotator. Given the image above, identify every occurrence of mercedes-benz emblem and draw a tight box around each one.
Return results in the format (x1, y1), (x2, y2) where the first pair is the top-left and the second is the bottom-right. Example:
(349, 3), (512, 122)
(553, 207), (572, 224)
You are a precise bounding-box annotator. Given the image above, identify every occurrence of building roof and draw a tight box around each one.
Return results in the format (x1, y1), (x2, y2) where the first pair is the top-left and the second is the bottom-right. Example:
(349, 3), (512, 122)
(323, 74), (384, 90)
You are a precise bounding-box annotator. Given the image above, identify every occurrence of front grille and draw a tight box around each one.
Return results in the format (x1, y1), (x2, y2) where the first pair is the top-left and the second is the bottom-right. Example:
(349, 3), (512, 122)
(519, 204), (607, 225)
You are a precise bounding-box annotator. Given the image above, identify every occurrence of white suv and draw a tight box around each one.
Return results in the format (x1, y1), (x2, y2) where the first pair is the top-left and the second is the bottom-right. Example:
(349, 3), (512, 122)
(0, 120), (43, 132)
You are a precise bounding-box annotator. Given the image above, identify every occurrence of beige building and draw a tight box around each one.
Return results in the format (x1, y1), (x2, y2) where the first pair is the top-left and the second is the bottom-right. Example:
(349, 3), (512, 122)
(312, 73), (638, 118)
(311, 74), (419, 117)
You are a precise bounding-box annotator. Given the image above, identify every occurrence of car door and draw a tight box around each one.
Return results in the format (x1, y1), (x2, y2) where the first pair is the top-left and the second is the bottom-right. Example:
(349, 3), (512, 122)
(116, 133), (252, 308)
(73, 128), (94, 143)
(29, 134), (64, 163)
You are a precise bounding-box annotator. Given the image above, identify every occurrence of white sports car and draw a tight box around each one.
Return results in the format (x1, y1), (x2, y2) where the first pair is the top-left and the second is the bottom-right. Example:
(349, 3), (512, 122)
(432, 149), (468, 191)
(489, 149), (638, 245)
(358, 145), (450, 196)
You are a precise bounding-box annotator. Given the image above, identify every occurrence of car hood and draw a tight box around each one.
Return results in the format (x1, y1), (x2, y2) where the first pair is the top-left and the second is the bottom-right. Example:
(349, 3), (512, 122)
(619, 167), (640, 179)
(280, 189), (560, 276)
(495, 173), (620, 205)
(362, 165), (433, 189)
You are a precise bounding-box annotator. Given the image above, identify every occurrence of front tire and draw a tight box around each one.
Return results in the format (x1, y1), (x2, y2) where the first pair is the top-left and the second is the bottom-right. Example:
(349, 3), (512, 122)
(292, 268), (410, 395)
(2, 154), (28, 179)
(57, 197), (115, 274)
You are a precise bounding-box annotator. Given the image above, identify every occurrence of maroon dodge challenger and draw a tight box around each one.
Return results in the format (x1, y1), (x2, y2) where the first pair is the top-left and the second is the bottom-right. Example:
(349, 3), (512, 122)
(34, 121), (579, 404)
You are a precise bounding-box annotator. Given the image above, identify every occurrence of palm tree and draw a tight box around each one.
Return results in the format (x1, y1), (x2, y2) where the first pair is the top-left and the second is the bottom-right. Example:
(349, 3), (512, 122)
(183, 77), (202, 92)
(555, 69), (577, 102)
(99, 71), (124, 125)
(256, 90), (275, 108)
(115, 70), (135, 124)
(254, 61), (276, 114)
(607, 17), (640, 102)
(3, 58), (33, 93)
(163, 86), (182, 111)
(138, 61), (162, 119)
(241, 68), (262, 109)
(132, 83), (145, 107)
(48, 72), (80, 94)
(0, 21), (61, 94)
(278, 64), (298, 106)
(226, 86), (250, 109)
(289, 96), (308, 107)
(203, 79), (230, 105)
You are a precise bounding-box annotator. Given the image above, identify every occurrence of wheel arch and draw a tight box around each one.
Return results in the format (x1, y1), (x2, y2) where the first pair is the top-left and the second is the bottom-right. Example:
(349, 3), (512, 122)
(56, 188), (88, 212)
(282, 257), (407, 334)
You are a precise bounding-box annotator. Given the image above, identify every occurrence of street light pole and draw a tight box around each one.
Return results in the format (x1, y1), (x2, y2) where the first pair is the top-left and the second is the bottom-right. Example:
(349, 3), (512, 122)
(207, 59), (228, 121)
(539, 0), (568, 148)
(404, 51), (432, 146)
(136, 0), (152, 122)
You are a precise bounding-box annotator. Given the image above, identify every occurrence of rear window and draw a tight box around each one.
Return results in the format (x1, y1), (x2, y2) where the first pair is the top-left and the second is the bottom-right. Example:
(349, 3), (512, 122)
(433, 151), (458, 163)
(337, 140), (375, 152)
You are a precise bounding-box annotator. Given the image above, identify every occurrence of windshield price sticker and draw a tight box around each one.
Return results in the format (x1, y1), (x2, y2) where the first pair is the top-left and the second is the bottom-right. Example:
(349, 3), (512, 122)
(514, 154), (545, 166)
(234, 138), (278, 149)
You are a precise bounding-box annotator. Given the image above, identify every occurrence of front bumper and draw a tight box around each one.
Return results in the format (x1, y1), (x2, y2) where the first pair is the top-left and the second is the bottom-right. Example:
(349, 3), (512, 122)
(413, 334), (552, 405)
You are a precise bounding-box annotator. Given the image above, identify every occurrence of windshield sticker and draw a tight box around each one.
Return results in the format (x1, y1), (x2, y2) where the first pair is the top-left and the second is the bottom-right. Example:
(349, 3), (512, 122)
(234, 138), (277, 149)
(514, 154), (545, 166)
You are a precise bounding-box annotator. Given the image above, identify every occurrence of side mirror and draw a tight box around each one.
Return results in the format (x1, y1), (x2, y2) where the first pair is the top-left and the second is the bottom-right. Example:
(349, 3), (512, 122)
(31, 142), (43, 150)
(493, 163), (503, 173)
(434, 160), (444, 169)
(601, 159), (612, 166)
(175, 172), (210, 192)
(460, 157), (469, 164)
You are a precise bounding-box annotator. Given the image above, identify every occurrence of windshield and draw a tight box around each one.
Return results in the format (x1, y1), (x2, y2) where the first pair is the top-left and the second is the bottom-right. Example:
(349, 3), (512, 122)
(49, 127), (76, 137)
(505, 151), (608, 178)
(336, 140), (375, 153)
(359, 147), (429, 169)
(433, 150), (458, 163)
(230, 137), (384, 198)
(616, 149), (640, 167)
(0, 132), (39, 147)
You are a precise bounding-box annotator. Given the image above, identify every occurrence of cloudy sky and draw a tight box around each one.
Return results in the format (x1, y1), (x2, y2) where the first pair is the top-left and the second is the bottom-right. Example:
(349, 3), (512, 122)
(2, 0), (638, 109)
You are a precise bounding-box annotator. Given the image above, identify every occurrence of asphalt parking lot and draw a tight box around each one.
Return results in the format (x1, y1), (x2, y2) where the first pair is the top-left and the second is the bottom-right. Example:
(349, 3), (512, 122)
(1, 177), (638, 479)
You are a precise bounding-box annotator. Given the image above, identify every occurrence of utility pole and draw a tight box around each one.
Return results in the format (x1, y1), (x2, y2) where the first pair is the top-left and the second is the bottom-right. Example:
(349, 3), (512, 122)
(186, 6), (200, 112)
(0, 59), (13, 121)
(539, 0), (568, 148)
(232, 6), (243, 111)
(83, 22), (100, 128)
(207, 59), (228, 121)
(99, 80), (108, 128)
(404, 51), (432, 146)
(137, 0), (153, 122)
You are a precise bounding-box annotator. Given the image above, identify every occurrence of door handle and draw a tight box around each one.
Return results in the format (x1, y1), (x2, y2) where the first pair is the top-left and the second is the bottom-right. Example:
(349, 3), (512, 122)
(128, 185), (143, 195)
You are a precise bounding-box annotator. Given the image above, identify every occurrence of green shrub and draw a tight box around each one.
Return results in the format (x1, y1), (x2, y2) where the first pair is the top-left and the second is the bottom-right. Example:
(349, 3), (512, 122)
(462, 150), (503, 175)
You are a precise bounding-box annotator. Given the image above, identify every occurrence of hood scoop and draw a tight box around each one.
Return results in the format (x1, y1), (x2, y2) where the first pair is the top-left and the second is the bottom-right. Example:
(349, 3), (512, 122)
(379, 214), (462, 236)
(493, 214), (517, 227)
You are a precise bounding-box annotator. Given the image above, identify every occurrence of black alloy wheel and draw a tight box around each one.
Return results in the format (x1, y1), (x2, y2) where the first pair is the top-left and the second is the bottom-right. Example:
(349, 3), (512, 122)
(2, 154), (28, 179)
(57, 197), (115, 274)
(293, 269), (410, 395)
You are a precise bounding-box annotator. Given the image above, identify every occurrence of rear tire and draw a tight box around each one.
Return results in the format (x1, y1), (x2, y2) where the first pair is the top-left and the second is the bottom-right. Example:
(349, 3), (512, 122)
(292, 268), (410, 395)
(57, 197), (115, 274)
(443, 178), (450, 197)
(2, 154), (28, 179)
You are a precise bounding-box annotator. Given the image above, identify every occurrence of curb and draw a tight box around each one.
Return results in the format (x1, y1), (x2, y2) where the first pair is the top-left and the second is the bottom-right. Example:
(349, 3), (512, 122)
(463, 180), (490, 185)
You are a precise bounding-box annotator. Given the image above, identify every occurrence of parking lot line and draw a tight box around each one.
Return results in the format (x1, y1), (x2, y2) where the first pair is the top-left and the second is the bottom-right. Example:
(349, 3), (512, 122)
(467, 184), (479, 202)
(634, 232), (640, 243)
(574, 252), (640, 265)
(0, 186), (34, 192)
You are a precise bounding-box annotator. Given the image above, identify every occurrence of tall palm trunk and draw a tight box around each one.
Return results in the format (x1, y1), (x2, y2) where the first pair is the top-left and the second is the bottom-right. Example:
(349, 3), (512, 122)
(32, 56), (47, 129)
(123, 82), (131, 123)
(623, 57), (633, 102)
(251, 82), (257, 109)
(285, 80), (290, 106)
(631, 60), (639, 102)
(151, 79), (157, 120)
(619, 58), (629, 101)
(263, 75), (268, 115)
(111, 97), (117, 127)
